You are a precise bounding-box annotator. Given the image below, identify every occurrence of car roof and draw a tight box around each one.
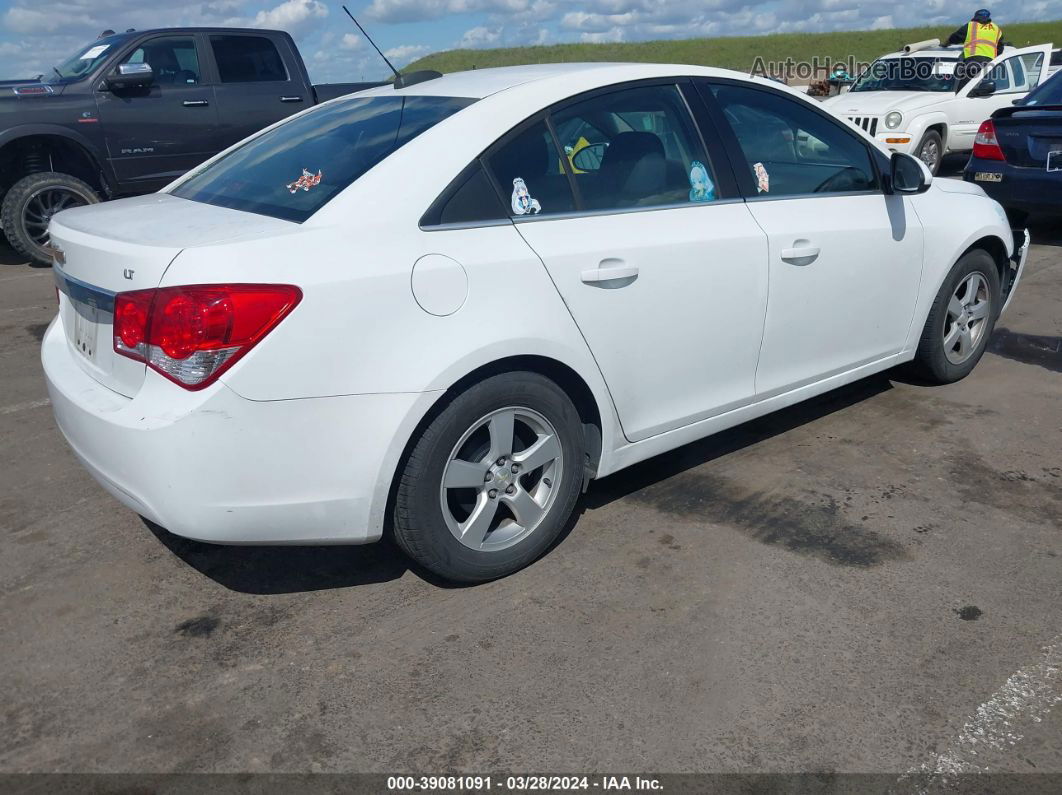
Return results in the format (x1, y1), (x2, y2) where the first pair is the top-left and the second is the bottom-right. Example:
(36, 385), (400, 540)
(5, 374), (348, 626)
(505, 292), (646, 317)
(352, 62), (750, 99)
(879, 46), (964, 60)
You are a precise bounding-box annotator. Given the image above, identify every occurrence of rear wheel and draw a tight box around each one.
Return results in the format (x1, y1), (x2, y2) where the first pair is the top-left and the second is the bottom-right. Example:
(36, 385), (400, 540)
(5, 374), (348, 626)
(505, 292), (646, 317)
(0, 172), (99, 265)
(916, 130), (943, 176)
(910, 249), (1000, 384)
(393, 372), (584, 583)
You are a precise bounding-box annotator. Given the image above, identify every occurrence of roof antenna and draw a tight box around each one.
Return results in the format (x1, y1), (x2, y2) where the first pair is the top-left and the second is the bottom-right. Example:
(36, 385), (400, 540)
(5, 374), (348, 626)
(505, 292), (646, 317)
(341, 5), (442, 89)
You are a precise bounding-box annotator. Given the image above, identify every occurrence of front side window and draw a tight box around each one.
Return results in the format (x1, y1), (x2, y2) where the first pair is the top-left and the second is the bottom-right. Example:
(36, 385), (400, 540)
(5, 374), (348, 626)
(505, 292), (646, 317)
(123, 37), (201, 85)
(551, 84), (718, 211)
(210, 35), (287, 83)
(485, 119), (576, 218)
(711, 83), (878, 197)
(172, 95), (475, 222)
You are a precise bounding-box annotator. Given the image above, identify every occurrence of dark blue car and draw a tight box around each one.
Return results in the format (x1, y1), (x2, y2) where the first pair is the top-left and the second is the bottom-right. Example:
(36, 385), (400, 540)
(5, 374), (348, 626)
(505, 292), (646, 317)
(964, 66), (1062, 224)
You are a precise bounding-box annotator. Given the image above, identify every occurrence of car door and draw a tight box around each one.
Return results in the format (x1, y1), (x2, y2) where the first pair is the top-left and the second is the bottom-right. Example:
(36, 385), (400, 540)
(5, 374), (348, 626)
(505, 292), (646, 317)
(206, 33), (308, 151)
(700, 79), (924, 398)
(485, 81), (769, 443)
(950, 43), (1055, 150)
(95, 34), (219, 189)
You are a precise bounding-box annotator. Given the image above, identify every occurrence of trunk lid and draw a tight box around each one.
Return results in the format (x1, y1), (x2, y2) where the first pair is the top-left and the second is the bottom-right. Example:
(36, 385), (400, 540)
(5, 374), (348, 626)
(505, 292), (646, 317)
(992, 106), (1062, 168)
(50, 194), (296, 397)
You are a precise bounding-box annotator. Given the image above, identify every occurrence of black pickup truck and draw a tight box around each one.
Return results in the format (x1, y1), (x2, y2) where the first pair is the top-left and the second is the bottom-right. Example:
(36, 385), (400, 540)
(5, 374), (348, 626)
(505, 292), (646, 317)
(0, 27), (384, 264)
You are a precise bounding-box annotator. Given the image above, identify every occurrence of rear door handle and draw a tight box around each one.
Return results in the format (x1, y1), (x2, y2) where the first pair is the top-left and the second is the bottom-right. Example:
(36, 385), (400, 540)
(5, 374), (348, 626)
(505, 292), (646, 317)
(780, 245), (820, 265)
(182, 99), (209, 107)
(580, 261), (639, 286)
(280, 96), (303, 103)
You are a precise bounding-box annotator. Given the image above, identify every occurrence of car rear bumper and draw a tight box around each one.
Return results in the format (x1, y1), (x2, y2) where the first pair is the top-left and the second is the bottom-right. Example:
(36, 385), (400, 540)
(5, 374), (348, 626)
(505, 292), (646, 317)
(42, 315), (426, 545)
(963, 159), (1062, 213)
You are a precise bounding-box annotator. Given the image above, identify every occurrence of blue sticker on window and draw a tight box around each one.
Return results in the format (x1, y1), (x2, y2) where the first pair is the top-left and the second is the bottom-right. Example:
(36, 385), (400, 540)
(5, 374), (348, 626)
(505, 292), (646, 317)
(689, 161), (716, 203)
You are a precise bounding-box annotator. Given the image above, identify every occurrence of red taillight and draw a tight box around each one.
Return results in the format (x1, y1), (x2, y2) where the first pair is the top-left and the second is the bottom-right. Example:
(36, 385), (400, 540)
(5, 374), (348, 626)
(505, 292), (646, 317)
(972, 120), (1006, 161)
(113, 284), (301, 390)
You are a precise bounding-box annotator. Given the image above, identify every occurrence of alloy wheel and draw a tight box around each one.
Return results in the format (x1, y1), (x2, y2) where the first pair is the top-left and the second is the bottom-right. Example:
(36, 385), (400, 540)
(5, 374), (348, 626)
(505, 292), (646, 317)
(943, 271), (991, 364)
(919, 139), (940, 172)
(23, 187), (90, 248)
(439, 406), (564, 551)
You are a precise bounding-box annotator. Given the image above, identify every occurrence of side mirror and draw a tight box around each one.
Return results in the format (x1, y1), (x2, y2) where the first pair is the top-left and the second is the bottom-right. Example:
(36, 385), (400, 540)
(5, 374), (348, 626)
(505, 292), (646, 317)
(969, 79), (997, 98)
(571, 143), (607, 172)
(888, 152), (932, 195)
(105, 62), (154, 91)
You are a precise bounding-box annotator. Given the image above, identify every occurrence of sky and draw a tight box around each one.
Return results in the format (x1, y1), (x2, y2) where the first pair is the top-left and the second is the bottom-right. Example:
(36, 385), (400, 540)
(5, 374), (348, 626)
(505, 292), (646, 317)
(0, 0), (1056, 83)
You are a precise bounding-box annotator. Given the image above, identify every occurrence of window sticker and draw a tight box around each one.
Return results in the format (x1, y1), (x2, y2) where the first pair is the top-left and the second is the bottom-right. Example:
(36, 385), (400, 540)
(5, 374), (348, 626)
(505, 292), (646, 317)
(688, 160), (716, 203)
(81, 44), (110, 60)
(511, 177), (541, 215)
(934, 61), (957, 76)
(286, 168), (322, 194)
(753, 162), (770, 193)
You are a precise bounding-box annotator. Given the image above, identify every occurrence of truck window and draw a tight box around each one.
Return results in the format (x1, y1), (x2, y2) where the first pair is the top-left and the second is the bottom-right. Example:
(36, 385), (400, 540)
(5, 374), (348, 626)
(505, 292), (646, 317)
(171, 95), (476, 222)
(123, 37), (201, 85)
(210, 35), (288, 83)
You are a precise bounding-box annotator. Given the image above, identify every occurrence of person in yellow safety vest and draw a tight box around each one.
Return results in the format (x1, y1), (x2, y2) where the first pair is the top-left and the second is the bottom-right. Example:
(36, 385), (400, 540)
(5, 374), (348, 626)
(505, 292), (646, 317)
(947, 9), (1005, 90)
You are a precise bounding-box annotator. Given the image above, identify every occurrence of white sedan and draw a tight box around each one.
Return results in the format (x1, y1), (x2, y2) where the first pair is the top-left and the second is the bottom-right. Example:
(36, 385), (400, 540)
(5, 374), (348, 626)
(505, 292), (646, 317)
(42, 63), (1028, 582)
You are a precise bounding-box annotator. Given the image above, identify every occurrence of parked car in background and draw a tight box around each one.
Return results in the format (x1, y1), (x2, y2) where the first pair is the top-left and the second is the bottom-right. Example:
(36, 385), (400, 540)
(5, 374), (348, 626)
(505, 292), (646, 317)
(964, 68), (1062, 223)
(822, 40), (1056, 175)
(0, 27), (383, 264)
(42, 64), (1027, 583)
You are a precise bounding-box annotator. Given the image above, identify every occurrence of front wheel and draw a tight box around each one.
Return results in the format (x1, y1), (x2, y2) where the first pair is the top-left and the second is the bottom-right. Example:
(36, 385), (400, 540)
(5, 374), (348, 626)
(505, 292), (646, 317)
(916, 130), (943, 176)
(910, 249), (1000, 384)
(0, 172), (99, 265)
(393, 372), (585, 583)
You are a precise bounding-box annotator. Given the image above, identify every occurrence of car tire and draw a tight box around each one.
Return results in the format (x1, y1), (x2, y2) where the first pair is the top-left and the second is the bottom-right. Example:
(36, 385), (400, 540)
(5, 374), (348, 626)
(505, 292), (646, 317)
(910, 248), (1000, 384)
(393, 372), (585, 583)
(0, 172), (99, 266)
(916, 130), (943, 176)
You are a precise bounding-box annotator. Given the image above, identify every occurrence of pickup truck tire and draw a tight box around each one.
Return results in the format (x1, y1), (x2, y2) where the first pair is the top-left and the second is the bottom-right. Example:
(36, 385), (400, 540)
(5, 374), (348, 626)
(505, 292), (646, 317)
(915, 130), (943, 176)
(1, 172), (99, 266)
(910, 249), (1000, 384)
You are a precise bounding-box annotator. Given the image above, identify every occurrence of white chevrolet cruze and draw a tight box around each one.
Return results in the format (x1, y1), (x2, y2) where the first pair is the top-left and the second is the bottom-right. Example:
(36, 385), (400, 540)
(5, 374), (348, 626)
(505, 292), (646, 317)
(43, 63), (1028, 582)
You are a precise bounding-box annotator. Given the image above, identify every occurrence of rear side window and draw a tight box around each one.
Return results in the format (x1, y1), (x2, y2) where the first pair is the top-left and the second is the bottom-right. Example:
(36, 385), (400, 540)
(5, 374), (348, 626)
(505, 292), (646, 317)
(210, 35), (287, 83)
(485, 119), (576, 217)
(172, 95), (476, 222)
(551, 84), (718, 211)
(710, 83), (878, 197)
(424, 165), (508, 226)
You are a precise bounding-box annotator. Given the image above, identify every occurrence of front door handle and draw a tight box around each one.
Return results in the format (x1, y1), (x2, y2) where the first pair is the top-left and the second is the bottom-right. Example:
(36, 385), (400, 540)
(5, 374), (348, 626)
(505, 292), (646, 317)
(581, 260), (639, 287)
(183, 99), (209, 107)
(780, 244), (820, 265)
(280, 96), (303, 103)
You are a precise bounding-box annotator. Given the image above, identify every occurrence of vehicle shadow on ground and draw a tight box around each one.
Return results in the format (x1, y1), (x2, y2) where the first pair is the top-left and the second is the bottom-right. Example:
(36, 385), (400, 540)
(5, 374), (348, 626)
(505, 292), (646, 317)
(144, 520), (418, 594)
(0, 239), (35, 268)
(147, 375), (897, 595)
(581, 374), (894, 510)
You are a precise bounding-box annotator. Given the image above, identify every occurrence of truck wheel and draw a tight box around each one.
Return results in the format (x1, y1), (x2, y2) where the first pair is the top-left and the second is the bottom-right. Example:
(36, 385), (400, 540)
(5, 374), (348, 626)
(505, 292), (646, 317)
(916, 130), (943, 176)
(393, 372), (585, 583)
(910, 249), (1000, 384)
(0, 172), (99, 265)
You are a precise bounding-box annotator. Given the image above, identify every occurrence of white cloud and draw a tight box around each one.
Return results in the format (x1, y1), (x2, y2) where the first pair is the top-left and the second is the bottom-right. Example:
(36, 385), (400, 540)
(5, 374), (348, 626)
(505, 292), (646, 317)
(458, 26), (502, 48)
(384, 43), (430, 65)
(341, 33), (363, 50)
(251, 0), (328, 37)
(580, 28), (625, 43)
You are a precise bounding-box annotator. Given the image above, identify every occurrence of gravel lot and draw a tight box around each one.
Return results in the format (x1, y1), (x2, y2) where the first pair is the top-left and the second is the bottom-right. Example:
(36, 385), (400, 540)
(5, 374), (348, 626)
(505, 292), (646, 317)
(1, 175), (1059, 778)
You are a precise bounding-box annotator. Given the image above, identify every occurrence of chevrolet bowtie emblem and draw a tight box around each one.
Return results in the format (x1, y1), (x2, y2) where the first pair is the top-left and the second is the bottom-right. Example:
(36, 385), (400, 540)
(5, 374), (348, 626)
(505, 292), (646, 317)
(49, 244), (66, 265)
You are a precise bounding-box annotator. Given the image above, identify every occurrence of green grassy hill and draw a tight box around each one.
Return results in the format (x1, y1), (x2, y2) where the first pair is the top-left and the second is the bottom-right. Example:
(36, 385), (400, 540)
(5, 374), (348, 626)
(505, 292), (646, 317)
(405, 20), (1062, 76)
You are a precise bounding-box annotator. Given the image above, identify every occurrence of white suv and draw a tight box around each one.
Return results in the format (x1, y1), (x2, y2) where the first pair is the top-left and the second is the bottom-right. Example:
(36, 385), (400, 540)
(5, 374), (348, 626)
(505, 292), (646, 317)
(822, 41), (1055, 174)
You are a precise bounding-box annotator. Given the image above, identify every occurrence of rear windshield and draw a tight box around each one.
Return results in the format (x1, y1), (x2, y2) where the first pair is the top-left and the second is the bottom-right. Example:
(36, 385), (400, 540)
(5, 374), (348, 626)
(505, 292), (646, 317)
(1023, 69), (1062, 106)
(171, 95), (476, 222)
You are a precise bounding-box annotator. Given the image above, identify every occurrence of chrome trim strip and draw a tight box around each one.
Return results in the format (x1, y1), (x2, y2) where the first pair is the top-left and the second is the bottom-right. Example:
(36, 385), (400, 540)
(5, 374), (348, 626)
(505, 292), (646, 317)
(511, 197), (747, 224)
(53, 266), (116, 313)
